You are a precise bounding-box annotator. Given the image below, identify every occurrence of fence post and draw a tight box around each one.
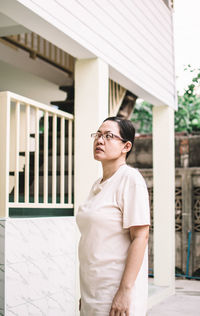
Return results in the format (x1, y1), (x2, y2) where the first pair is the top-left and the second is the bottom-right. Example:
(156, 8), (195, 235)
(0, 92), (10, 218)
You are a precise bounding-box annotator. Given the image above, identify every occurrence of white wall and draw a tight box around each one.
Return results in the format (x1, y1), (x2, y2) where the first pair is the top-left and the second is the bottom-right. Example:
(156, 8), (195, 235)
(0, 0), (176, 108)
(0, 60), (66, 105)
(0, 12), (29, 35)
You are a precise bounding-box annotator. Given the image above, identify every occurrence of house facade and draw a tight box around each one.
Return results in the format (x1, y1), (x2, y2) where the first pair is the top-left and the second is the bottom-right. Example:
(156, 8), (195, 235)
(0, 0), (176, 315)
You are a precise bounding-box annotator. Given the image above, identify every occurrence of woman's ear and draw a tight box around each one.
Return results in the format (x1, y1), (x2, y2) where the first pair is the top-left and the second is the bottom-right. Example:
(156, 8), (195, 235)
(122, 141), (132, 155)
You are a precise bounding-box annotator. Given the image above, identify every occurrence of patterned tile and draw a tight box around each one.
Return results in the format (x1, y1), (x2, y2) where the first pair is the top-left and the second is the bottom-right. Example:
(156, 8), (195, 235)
(4, 217), (76, 315)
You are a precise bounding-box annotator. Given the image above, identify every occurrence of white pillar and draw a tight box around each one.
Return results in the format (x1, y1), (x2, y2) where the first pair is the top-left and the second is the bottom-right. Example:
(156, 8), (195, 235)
(153, 105), (175, 288)
(74, 58), (108, 315)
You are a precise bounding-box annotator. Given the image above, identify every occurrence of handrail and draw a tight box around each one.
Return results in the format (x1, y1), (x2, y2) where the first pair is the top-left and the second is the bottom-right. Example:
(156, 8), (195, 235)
(3, 33), (75, 75)
(9, 92), (74, 120)
(0, 91), (74, 217)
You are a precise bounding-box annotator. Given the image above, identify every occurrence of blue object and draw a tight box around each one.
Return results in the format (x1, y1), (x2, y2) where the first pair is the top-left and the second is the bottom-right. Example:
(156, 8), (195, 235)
(186, 230), (192, 278)
(148, 230), (200, 280)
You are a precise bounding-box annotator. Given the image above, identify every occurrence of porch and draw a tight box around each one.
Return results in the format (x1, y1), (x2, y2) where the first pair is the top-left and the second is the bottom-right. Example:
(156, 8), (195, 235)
(0, 1), (176, 315)
(0, 88), (175, 315)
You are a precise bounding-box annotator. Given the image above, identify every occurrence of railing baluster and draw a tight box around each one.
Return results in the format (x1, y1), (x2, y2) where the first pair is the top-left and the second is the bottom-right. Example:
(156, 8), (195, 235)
(2, 92), (74, 210)
(25, 104), (30, 203)
(68, 120), (72, 204)
(14, 101), (20, 203)
(64, 53), (68, 68)
(34, 108), (39, 203)
(54, 46), (57, 63)
(25, 33), (28, 46)
(44, 111), (48, 204)
(116, 83), (119, 104)
(31, 32), (34, 50)
(109, 80), (112, 114)
(60, 117), (65, 204)
(37, 35), (40, 53)
(48, 42), (52, 59)
(69, 55), (74, 72)
(112, 81), (114, 113)
(112, 81), (114, 111)
(44, 39), (46, 57)
(59, 49), (63, 67)
(52, 114), (57, 204)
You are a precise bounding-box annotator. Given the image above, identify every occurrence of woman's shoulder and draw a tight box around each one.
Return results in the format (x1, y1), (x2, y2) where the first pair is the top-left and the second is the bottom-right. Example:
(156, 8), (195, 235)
(121, 165), (146, 187)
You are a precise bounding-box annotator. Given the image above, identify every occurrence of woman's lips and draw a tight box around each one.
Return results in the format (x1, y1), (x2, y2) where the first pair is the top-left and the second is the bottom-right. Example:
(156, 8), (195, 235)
(95, 147), (104, 152)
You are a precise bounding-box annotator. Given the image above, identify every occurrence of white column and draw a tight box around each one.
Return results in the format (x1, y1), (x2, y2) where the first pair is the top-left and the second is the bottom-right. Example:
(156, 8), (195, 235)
(153, 105), (175, 288)
(74, 58), (108, 315)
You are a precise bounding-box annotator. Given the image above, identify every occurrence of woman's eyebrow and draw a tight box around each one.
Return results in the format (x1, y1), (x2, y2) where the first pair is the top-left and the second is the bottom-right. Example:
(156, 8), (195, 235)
(97, 130), (112, 133)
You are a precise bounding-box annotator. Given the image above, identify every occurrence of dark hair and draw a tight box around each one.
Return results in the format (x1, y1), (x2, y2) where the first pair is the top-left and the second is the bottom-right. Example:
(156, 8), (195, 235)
(103, 116), (135, 158)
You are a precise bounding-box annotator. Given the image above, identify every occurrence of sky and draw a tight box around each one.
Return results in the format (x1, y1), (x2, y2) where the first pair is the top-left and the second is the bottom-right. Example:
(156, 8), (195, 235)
(174, 0), (200, 94)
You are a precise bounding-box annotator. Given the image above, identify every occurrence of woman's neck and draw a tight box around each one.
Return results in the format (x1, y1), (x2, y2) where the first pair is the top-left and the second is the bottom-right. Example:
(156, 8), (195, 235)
(101, 159), (126, 183)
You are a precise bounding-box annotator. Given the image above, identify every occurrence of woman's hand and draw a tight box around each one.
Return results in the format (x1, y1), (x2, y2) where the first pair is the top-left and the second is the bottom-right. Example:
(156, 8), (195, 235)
(109, 287), (132, 316)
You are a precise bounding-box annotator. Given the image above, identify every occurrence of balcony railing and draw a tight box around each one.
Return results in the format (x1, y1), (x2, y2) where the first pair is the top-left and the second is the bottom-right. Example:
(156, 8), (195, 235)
(2, 33), (75, 74)
(0, 91), (74, 217)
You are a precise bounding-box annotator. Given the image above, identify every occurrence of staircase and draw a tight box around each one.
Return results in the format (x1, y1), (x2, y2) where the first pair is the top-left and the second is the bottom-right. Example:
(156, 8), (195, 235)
(29, 117), (74, 202)
(9, 115), (74, 206)
(50, 84), (74, 114)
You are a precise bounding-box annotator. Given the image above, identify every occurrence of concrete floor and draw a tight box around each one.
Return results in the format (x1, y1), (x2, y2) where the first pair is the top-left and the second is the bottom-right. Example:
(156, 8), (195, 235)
(147, 280), (200, 316)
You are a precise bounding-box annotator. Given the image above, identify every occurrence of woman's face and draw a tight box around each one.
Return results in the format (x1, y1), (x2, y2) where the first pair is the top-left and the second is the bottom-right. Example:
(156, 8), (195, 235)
(93, 120), (127, 162)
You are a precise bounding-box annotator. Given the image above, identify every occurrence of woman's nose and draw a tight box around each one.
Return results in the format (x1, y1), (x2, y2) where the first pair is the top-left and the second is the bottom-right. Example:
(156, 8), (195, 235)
(96, 135), (104, 144)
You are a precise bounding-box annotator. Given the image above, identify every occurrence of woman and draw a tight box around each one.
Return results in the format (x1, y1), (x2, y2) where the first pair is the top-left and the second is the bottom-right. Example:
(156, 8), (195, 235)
(76, 117), (150, 316)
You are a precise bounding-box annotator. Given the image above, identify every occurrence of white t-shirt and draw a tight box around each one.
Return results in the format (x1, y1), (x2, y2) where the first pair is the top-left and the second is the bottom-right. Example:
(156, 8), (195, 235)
(76, 164), (150, 316)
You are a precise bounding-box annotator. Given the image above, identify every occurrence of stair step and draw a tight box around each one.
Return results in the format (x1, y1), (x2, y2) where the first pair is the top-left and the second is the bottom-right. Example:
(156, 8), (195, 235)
(50, 100), (74, 106)
(9, 171), (27, 195)
(50, 83), (74, 114)
(50, 101), (74, 114)
(9, 175), (15, 194)
(59, 85), (74, 99)
(10, 155), (25, 171)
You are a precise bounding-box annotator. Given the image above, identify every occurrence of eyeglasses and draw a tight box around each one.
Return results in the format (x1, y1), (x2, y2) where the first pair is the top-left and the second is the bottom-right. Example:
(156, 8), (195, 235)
(91, 132), (126, 142)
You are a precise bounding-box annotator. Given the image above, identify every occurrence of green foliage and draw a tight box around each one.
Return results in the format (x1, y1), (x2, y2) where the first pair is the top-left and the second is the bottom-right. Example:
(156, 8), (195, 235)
(131, 101), (153, 134)
(131, 65), (200, 134)
(175, 66), (200, 132)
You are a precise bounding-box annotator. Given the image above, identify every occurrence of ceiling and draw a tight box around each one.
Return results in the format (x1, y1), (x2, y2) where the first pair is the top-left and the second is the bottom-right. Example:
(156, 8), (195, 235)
(0, 12), (30, 36)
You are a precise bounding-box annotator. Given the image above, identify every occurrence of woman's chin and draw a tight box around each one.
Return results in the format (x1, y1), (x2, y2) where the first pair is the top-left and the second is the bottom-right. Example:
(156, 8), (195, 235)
(94, 156), (103, 161)
(93, 153), (104, 161)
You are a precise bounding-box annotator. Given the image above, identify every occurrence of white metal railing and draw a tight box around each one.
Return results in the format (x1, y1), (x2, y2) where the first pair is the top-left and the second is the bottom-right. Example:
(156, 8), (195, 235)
(0, 91), (74, 217)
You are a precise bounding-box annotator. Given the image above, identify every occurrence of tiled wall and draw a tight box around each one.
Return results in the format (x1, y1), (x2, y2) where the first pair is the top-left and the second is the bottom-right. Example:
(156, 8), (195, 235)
(0, 217), (76, 316)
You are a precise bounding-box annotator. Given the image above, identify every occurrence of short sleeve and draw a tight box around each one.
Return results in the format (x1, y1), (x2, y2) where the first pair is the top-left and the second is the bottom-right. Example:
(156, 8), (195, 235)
(120, 174), (150, 229)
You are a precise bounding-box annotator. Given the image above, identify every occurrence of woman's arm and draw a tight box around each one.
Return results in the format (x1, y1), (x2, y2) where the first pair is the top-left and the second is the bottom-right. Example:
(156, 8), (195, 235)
(109, 225), (149, 316)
